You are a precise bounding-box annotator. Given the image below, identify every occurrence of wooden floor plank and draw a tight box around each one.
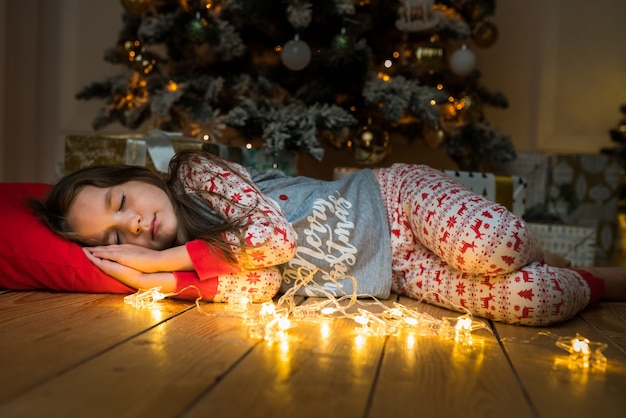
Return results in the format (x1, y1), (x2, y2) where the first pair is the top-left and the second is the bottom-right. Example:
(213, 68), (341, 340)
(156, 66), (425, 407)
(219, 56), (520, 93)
(580, 301), (626, 353)
(0, 291), (192, 403)
(495, 315), (626, 418)
(0, 300), (258, 418)
(2, 290), (624, 418)
(368, 297), (535, 418)
(183, 298), (388, 418)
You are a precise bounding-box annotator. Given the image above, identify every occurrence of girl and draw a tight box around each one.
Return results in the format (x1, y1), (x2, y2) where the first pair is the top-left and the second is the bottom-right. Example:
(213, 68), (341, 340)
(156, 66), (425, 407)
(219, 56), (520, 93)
(33, 150), (626, 326)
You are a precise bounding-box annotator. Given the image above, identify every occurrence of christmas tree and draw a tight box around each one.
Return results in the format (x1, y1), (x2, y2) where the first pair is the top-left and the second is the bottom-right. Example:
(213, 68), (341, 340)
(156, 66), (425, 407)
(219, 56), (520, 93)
(77, 0), (514, 171)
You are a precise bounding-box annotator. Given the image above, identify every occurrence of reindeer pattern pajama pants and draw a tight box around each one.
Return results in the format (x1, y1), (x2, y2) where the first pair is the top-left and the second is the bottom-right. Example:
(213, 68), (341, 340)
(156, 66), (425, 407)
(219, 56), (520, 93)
(378, 163), (591, 326)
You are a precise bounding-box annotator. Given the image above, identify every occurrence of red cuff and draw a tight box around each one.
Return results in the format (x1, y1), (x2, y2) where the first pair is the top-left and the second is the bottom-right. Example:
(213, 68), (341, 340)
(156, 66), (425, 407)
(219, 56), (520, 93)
(186, 240), (240, 280)
(173, 271), (218, 301)
(573, 269), (605, 304)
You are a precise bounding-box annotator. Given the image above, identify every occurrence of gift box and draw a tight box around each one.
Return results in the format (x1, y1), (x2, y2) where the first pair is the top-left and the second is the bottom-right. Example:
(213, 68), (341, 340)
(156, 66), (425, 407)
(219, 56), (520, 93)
(65, 131), (205, 175)
(444, 170), (527, 217)
(547, 153), (622, 259)
(489, 152), (550, 213)
(203, 143), (297, 176)
(527, 223), (596, 267)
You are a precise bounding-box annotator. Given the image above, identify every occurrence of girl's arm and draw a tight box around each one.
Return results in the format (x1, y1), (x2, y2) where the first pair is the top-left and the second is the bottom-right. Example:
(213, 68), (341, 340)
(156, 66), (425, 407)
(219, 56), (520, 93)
(84, 248), (280, 302)
(83, 248), (177, 292)
(179, 154), (297, 277)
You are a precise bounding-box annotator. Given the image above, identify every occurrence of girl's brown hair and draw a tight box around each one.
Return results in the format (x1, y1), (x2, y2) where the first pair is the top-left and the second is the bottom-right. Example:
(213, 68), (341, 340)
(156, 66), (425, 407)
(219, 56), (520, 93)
(32, 150), (261, 262)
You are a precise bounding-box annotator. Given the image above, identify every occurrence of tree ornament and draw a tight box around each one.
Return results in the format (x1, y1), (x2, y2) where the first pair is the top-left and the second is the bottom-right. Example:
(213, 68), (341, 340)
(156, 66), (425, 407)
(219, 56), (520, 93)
(350, 118), (390, 164)
(415, 36), (445, 73)
(281, 35), (311, 71)
(396, 0), (439, 32)
(463, 0), (495, 23)
(450, 44), (476, 76)
(120, 0), (152, 15)
(330, 28), (354, 56)
(423, 125), (446, 149)
(472, 20), (499, 48)
(185, 12), (209, 43)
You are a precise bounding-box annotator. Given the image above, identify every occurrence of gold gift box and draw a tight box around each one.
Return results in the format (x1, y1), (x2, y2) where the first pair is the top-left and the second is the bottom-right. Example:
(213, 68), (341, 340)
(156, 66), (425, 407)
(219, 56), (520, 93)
(65, 133), (205, 175)
(444, 170), (527, 216)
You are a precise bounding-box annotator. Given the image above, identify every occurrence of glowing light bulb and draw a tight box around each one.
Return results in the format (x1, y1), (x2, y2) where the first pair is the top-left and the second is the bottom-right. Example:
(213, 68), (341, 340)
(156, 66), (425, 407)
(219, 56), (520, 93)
(572, 337), (591, 356)
(278, 316), (291, 331)
(260, 302), (276, 316)
(354, 315), (369, 326)
(404, 317), (418, 326)
(388, 307), (403, 318)
(555, 333), (608, 370)
(124, 287), (166, 309)
(321, 307), (335, 315)
(225, 293), (251, 312)
(455, 317), (473, 332)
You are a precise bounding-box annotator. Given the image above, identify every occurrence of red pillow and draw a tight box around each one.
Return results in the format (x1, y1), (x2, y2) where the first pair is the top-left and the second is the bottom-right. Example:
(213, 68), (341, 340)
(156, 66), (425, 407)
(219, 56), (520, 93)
(0, 183), (133, 294)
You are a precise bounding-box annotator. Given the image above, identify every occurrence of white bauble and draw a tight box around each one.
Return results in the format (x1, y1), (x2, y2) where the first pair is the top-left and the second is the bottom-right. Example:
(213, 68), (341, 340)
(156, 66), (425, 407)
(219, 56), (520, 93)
(281, 39), (312, 71)
(450, 45), (476, 76)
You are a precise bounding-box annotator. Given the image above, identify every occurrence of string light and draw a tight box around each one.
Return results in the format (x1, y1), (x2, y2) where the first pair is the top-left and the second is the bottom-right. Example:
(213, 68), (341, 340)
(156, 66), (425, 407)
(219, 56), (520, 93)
(122, 268), (609, 375)
(224, 292), (251, 312)
(555, 333), (608, 370)
(124, 287), (168, 309)
(503, 331), (609, 372)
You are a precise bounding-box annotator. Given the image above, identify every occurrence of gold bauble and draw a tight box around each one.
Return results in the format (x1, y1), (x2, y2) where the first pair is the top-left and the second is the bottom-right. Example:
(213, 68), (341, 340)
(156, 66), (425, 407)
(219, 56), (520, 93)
(423, 126), (446, 149)
(472, 20), (499, 48)
(350, 120), (390, 165)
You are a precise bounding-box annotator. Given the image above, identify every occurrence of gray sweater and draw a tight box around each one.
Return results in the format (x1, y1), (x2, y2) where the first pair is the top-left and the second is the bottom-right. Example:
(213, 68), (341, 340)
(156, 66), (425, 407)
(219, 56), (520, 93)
(250, 168), (392, 298)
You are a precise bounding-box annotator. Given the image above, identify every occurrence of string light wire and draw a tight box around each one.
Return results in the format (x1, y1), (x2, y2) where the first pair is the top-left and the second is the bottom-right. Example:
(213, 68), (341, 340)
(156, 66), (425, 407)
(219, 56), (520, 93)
(122, 267), (608, 372)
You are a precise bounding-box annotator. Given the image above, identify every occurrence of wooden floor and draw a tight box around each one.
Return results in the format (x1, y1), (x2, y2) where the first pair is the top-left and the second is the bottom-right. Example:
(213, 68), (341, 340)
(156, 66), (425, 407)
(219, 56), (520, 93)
(0, 288), (625, 418)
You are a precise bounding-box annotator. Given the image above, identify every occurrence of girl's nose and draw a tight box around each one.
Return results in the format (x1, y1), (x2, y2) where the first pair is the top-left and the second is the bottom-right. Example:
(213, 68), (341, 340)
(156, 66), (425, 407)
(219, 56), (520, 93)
(125, 214), (142, 235)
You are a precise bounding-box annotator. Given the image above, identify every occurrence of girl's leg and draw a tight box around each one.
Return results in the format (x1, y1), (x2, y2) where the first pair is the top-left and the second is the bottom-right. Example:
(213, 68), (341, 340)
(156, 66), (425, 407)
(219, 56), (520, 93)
(378, 163), (590, 325)
(391, 253), (590, 326)
(378, 164), (543, 275)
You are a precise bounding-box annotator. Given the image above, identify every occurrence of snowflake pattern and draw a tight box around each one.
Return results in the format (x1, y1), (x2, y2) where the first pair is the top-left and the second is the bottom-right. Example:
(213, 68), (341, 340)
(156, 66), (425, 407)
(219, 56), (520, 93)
(379, 164), (590, 326)
(179, 154), (296, 302)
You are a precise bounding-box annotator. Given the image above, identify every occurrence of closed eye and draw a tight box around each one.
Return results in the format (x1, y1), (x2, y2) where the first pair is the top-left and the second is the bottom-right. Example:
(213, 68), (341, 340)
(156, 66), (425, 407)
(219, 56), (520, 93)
(114, 194), (125, 244)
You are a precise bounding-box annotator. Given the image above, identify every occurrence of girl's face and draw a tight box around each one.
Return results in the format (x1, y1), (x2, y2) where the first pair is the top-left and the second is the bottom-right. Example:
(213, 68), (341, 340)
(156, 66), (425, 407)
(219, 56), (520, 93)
(67, 181), (178, 250)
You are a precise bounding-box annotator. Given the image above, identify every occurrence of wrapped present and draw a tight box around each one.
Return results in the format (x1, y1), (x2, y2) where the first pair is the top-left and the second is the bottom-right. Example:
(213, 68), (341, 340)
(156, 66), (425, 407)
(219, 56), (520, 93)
(241, 148), (297, 176)
(527, 223), (596, 267)
(490, 152), (550, 213)
(547, 153), (622, 259)
(65, 130), (205, 175)
(444, 170), (527, 216)
(203, 143), (297, 176)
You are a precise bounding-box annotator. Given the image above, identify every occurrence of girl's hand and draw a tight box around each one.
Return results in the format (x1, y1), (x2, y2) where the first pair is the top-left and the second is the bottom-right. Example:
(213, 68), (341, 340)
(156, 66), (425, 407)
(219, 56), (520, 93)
(85, 244), (194, 273)
(83, 248), (175, 292)
(85, 244), (164, 273)
(83, 247), (144, 284)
